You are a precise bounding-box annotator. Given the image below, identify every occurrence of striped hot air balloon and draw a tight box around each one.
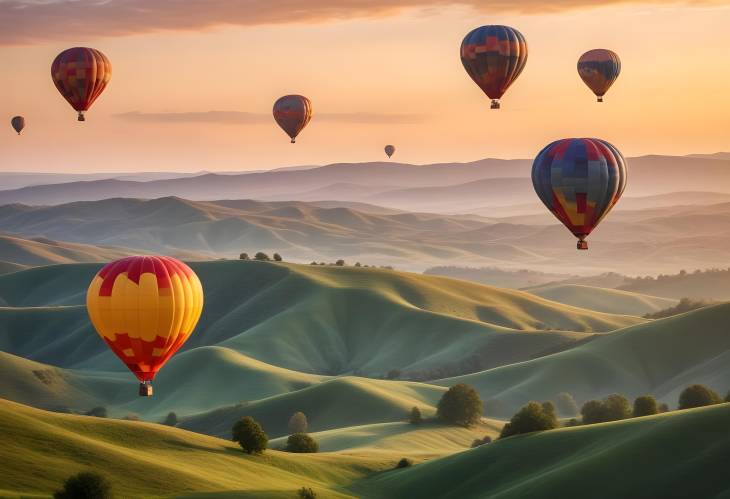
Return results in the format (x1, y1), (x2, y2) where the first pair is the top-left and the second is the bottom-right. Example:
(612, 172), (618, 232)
(460, 25), (528, 109)
(51, 47), (112, 121)
(86, 256), (204, 396)
(532, 138), (627, 250)
(273, 95), (312, 143)
(578, 49), (621, 102)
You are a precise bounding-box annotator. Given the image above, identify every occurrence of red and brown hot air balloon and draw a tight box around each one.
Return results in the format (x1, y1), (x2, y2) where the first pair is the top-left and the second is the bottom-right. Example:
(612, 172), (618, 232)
(51, 47), (112, 121)
(384, 145), (395, 158)
(578, 49), (621, 102)
(86, 256), (204, 396)
(273, 95), (312, 143)
(10, 116), (25, 135)
(460, 25), (528, 109)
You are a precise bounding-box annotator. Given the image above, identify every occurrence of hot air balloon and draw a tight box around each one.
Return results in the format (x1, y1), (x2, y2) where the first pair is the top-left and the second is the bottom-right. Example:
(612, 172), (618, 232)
(273, 95), (312, 143)
(460, 25), (528, 109)
(384, 145), (395, 158)
(86, 256), (204, 396)
(578, 49), (621, 102)
(532, 138), (627, 250)
(10, 116), (25, 135)
(51, 47), (112, 121)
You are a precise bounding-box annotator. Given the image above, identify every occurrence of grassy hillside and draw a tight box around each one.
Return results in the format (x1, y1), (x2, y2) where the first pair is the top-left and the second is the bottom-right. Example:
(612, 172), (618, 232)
(0, 398), (388, 499)
(351, 403), (730, 499)
(0, 234), (134, 266)
(525, 284), (677, 316)
(619, 268), (730, 300)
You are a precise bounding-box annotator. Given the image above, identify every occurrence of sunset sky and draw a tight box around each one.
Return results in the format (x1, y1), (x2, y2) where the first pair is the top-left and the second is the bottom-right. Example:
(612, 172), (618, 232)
(1, 0), (729, 172)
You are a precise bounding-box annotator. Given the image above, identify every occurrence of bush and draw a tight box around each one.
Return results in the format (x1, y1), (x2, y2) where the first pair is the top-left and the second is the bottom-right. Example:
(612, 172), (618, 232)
(678, 384), (722, 410)
(658, 403), (670, 413)
(85, 406), (107, 418)
(254, 252), (270, 261)
(395, 458), (413, 469)
(437, 384), (483, 427)
(297, 487), (317, 499)
(232, 416), (268, 454)
(162, 412), (178, 426)
(633, 395), (658, 417)
(409, 406), (423, 424)
(239, 253), (249, 260)
(470, 435), (492, 448)
(286, 433), (319, 453)
(288, 411), (308, 434)
(355, 262), (362, 267)
(335, 259), (345, 266)
(500, 401), (558, 439)
(555, 392), (579, 416)
(581, 394), (631, 424)
(54, 472), (112, 499)
(273, 253), (283, 262)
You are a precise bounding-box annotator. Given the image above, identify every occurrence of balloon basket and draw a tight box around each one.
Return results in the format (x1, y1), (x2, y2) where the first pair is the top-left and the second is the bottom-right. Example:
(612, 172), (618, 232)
(139, 382), (153, 397)
(490, 100), (501, 110)
(77, 112), (86, 122)
(577, 240), (588, 250)
(597, 97), (604, 103)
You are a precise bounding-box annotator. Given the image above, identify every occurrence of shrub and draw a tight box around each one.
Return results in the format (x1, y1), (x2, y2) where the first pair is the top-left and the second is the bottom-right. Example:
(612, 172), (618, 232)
(471, 435), (492, 448)
(297, 487), (317, 499)
(633, 395), (659, 417)
(678, 384), (722, 410)
(54, 472), (112, 499)
(273, 253), (282, 262)
(288, 411), (308, 434)
(581, 394), (631, 424)
(500, 401), (558, 439)
(555, 392), (579, 416)
(286, 433), (319, 453)
(437, 384), (483, 427)
(162, 412), (178, 426)
(232, 416), (268, 454)
(239, 253), (249, 260)
(335, 259), (345, 266)
(85, 406), (107, 418)
(409, 406), (423, 424)
(254, 252), (270, 261)
(355, 262), (362, 267)
(395, 458), (413, 469)
(658, 403), (670, 413)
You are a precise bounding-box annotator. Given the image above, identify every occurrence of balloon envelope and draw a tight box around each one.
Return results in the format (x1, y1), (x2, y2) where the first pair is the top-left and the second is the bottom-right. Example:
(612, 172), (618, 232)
(86, 256), (203, 391)
(578, 49), (621, 102)
(385, 145), (395, 158)
(532, 138), (627, 249)
(460, 25), (528, 109)
(273, 95), (312, 143)
(51, 47), (112, 121)
(11, 116), (25, 135)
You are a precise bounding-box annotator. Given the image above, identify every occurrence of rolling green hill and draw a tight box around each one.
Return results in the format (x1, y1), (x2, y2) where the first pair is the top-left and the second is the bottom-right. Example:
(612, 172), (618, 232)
(350, 403), (730, 499)
(0, 233), (135, 266)
(524, 284), (677, 316)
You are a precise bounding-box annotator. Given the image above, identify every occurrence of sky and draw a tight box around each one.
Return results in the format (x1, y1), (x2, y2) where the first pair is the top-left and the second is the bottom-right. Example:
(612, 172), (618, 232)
(1, 0), (729, 172)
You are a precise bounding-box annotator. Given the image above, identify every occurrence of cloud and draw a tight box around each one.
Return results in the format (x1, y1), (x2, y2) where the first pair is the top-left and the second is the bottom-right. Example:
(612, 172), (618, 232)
(116, 110), (427, 125)
(0, 0), (725, 45)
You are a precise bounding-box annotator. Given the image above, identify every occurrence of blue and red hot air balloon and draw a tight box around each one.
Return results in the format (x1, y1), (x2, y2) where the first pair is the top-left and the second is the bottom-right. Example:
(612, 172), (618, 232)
(532, 138), (627, 250)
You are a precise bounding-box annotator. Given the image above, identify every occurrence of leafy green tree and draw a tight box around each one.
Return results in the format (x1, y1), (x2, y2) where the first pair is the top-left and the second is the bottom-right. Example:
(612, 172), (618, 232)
(162, 412), (178, 426)
(254, 252), (270, 261)
(603, 394), (632, 421)
(580, 400), (604, 424)
(354, 262), (362, 267)
(500, 401), (558, 439)
(54, 472), (112, 499)
(555, 392), (579, 416)
(85, 406), (107, 418)
(335, 259), (345, 266)
(285, 433), (319, 453)
(633, 395), (659, 417)
(232, 416), (268, 454)
(297, 487), (317, 499)
(273, 253), (283, 262)
(409, 406), (423, 424)
(437, 384), (483, 427)
(541, 401), (557, 422)
(288, 412), (308, 434)
(678, 384), (722, 410)
(239, 253), (249, 260)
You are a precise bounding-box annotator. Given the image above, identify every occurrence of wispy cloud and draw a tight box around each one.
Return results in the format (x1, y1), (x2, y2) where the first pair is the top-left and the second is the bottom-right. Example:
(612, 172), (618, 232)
(0, 0), (725, 45)
(116, 110), (427, 125)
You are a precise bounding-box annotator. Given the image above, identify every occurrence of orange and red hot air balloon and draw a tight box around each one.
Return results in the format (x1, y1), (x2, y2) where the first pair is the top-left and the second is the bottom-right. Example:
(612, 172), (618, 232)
(86, 256), (204, 396)
(51, 47), (112, 121)
(273, 95), (312, 143)
(578, 49), (621, 102)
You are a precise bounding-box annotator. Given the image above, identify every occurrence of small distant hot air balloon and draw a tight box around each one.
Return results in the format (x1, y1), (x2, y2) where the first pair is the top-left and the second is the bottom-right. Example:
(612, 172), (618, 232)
(273, 95), (312, 143)
(86, 256), (204, 396)
(51, 47), (112, 121)
(11, 116), (25, 135)
(384, 145), (395, 158)
(578, 49), (621, 102)
(460, 25), (528, 109)
(532, 138), (627, 250)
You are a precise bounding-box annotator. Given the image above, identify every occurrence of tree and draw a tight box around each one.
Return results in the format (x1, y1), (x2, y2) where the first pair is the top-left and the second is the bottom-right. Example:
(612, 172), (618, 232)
(335, 259), (345, 266)
(254, 252), (270, 261)
(232, 416), (268, 454)
(239, 253), (249, 260)
(54, 472), (112, 499)
(85, 406), (107, 418)
(298, 487), (317, 499)
(500, 401), (558, 439)
(541, 401), (557, 421)
(409, 406), (423, 424)
(288, 412), (308, 434)
(395, 458), (413, 469)
(555, 392), (579, 416)
(437, 384), (483, 427)
(678, 384), (722, 410)
(273, 253), (283, 262)
(581, 394), (631, 424)
(162, 412), (178, 426)
(354, 262), (362, 267)
(633, 395), (658, 417)
(658, 403), (670, 413)
(471, 435), (492, 448)
(286, 433), (319, 453)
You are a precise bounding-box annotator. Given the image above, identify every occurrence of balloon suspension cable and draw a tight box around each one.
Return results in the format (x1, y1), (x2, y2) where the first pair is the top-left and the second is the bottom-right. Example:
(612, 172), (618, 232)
(138, 381), (154, 397)
(77, 112), (86, 122)
(490, 99), (501, 110)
